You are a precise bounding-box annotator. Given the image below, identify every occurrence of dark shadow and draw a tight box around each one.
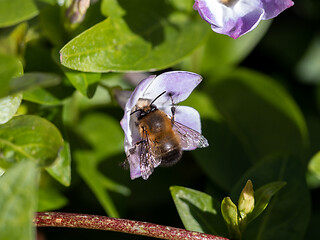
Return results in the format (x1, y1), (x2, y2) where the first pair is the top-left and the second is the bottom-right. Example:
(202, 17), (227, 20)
(180, 197), (228, 238)
(117, 0), (175, 47)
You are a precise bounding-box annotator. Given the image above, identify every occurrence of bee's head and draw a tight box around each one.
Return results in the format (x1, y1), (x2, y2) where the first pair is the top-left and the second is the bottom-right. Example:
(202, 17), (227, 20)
(131, 91), (166, 119)
(131, 99), (157, 119)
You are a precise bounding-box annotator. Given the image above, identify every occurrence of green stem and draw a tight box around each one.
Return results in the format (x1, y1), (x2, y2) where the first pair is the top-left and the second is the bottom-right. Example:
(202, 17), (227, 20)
(35, 212), (229, 240)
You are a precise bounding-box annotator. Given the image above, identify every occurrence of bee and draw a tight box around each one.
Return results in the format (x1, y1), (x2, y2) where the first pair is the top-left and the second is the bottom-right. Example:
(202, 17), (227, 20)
(128, 91), (209, 180)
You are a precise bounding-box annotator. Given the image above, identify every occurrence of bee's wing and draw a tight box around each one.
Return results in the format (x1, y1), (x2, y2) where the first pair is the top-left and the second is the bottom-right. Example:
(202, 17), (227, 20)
(173, 121), (209, 150)
(139, 139), (161, 180)
(128, 135), (161, 180)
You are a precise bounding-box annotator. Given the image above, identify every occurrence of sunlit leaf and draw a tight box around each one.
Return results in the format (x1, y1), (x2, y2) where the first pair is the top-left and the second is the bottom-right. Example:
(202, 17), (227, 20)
(170, 186), (227, 237)
(0, 0), (39, 28)
(0, 115), (64, 168)
(0, 161), (37, 240)
(60, 0), (208, 72)
(0, 93), (22, 124)
(221, 197), (241, 239)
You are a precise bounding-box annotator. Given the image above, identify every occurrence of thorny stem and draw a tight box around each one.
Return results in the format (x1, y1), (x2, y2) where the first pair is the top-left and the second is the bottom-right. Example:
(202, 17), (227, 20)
(35, 212), (229, 240)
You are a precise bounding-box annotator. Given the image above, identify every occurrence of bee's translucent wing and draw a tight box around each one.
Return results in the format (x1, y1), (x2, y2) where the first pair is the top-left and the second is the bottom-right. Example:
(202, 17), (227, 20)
(128, 135), (161, 180)
(173, 121), (209, 150)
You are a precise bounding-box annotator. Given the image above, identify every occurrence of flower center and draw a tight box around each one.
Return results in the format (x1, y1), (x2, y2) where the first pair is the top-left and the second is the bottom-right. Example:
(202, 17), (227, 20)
(220, 0), (238, 7)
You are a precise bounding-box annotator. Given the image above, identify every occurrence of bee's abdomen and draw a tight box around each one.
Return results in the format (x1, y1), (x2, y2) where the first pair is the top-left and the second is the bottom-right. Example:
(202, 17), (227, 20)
(159, 141), (182, 166)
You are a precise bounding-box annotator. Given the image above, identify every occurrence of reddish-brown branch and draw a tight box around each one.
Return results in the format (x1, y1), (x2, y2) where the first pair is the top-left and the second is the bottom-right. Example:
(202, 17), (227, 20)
(35, 212), (229, 240)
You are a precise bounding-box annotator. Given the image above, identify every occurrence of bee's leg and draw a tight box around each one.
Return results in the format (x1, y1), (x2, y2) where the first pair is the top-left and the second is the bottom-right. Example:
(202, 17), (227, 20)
(168, 92), (176, 124)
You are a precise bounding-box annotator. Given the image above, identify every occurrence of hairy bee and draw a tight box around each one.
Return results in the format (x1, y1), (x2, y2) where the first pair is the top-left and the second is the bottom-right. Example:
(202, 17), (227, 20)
(128, 91), (209, 180)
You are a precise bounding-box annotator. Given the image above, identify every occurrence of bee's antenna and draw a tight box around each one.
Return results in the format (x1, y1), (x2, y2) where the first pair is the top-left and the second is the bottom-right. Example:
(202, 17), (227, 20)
(150, 91), (166, 105)
(130, 109), (140, 115)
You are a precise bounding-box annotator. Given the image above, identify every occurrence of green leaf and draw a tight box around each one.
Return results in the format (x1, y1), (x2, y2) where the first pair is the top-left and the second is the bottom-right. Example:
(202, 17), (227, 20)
(247, 181), (286, 225)
(46, 141), (71, 187)
(209, 68), (308, 162)
(231, 156), (310, 240)
(221, 197), (241, 240)
(64, 70), (101, 98)
(170, 186), (227, 237)
(37, 186), (68, 211)
(0, 93), (22, 124)
(101, 0), (125, 18)
(306, 151), (320, 188)
(0, 54), (23, 97)
(0, 160), (38, 240)
(0, 0), (39, 28)
(23, 87), (62, 105)
(6, 72), (62, 97)
(60, 0), (208, 72)
(0, 115), (64, 168)
(296, 35), (320, 84)
(75, 113), (130, 217)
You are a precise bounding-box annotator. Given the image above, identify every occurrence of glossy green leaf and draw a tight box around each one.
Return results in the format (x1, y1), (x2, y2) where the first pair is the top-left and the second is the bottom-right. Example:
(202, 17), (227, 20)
(231, 156), (310, 240)
(0, 93), (22, 124)
(7, 72), (62, 97)
(37, 186), (68, 211)
(23, 87), (62, 105)
(75, 113), (130, 217)
(247, 181), (286, 225)
(306, 151), (320, 188)
(0, 160), (37, 240)
(0, 0), (39, 28)
(46, 141), (71, 187)
(209, 69), (308, 162)
(60, 0), (208, 72)
(0, 115), (64, 168)
(170, 186), (227, 237)
(0, 54), (23, 97)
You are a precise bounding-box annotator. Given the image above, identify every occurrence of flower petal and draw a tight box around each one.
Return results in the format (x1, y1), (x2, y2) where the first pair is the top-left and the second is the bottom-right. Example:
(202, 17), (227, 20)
(260, 0), (294, 20)
(162, 105), (202, 134)
(194, 0), (265, 39)
(213, 8), (264, 39)
(142, 71), (202, 106)
(127, 151), (142, 179)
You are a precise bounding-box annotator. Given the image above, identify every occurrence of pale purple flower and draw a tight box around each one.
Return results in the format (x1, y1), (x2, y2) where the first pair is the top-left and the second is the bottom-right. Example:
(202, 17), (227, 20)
(193, 0), (294, 39)
(118, 71), (208, 180)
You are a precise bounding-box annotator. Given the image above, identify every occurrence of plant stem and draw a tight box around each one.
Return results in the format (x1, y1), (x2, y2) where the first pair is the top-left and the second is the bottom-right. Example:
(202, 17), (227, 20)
(35, 212), (229, 240)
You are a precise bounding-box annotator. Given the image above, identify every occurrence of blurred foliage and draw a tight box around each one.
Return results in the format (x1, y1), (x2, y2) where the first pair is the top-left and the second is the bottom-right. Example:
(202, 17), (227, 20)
(0, 0), (319, 240)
